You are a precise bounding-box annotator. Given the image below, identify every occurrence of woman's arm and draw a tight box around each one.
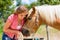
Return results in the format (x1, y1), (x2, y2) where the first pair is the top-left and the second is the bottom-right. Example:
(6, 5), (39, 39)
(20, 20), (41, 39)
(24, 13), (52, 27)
(3, 20), (20, 36)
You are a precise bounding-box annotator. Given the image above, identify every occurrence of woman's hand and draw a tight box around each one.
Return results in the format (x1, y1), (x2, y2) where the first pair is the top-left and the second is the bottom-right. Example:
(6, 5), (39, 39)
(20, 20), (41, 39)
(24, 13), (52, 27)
(16, 31), (23, 40)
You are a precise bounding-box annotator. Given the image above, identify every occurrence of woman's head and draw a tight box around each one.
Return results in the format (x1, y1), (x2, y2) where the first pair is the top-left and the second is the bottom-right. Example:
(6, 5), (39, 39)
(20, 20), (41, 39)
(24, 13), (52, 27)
(15, 5), (28, 20)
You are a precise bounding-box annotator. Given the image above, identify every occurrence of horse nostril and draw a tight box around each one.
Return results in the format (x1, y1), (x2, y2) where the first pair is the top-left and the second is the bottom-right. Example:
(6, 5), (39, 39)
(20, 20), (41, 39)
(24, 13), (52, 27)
(28, 17), (31, 20)
(21, 28), (30, 36)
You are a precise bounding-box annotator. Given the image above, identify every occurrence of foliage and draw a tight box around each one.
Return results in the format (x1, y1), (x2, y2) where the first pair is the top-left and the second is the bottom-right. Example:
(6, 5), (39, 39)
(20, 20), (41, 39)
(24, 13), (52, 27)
(37, 0), (60, 5)
(0, 0), (15, 22)
(0, 18), (4, 32)
(0, 1), (16, 39)
(16, 0), (21, 6)
(24, 0), (60, 10)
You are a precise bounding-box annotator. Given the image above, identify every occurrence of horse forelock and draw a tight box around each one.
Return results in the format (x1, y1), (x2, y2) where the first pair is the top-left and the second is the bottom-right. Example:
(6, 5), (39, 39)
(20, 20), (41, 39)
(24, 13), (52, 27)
(27, 7), (36, 18)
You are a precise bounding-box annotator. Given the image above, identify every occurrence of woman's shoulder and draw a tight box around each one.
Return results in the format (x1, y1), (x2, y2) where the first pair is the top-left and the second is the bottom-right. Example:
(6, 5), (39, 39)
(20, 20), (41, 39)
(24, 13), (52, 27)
(8, 14), (14, 19)
(7, 14), (18, 21)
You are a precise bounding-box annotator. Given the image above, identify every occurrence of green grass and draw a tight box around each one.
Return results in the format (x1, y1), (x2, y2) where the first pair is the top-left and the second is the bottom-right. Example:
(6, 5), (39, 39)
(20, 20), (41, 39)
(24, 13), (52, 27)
(0, 27), (3, 40)
(36, 25), (58, 33)
(0, 31), (3, 40)
(0, 18), (4, 40)
(36, 25), (47, 36)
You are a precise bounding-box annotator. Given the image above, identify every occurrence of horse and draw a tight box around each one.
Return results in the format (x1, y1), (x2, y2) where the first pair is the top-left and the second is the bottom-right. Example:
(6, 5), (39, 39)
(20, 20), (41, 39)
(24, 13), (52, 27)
(22, 5), (60, 35)
(18, 5), (60, 40)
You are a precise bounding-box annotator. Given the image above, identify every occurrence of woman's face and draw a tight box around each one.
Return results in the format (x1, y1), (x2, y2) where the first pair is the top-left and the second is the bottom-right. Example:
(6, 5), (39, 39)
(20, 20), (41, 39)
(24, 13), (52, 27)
(18, 11), (28, 20)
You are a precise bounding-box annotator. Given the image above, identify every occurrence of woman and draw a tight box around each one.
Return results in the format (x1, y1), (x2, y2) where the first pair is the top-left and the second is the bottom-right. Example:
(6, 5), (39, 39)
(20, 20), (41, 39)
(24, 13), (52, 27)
(2, 5), (28, 40)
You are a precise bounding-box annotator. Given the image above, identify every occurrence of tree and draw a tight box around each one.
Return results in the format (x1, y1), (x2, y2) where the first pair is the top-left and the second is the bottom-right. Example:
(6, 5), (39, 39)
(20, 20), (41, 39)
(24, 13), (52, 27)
(0, 0), (16, 33)
(16, 0), (21, 6)
(37, 0), (60, 5)
(0, 0), (15, 22)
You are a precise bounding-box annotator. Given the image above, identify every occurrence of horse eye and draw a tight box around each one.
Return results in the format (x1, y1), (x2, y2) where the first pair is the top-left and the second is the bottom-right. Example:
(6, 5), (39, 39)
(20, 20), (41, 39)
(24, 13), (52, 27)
(26, 14), (28, 17)
(24, 14), (28, 19)
(28, 17), (31, 20)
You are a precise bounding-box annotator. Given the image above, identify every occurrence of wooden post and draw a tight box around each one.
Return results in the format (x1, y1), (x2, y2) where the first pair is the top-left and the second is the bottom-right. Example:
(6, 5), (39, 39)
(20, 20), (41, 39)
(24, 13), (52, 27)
(46, 25), (49, 40)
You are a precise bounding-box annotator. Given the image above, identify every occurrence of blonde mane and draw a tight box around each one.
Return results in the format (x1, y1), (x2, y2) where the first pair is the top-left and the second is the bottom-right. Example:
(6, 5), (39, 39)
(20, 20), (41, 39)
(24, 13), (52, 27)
(35, 5), (60, 25)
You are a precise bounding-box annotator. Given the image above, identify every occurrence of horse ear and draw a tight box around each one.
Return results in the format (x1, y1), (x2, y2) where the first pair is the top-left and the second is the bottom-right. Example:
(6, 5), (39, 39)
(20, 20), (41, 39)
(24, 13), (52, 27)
(27, 6), (35, 18)
(32, 6), (35, 12)
(28, 7), (35, 17)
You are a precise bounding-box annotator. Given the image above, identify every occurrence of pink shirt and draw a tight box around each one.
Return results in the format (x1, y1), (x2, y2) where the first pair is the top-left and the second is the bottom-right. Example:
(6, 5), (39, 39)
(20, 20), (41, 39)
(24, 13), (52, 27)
(5, 14), (25, 38)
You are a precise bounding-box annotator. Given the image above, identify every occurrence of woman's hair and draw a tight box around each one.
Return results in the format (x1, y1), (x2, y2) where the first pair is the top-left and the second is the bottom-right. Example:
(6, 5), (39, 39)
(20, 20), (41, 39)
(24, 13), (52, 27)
(14, 5), (28, 14)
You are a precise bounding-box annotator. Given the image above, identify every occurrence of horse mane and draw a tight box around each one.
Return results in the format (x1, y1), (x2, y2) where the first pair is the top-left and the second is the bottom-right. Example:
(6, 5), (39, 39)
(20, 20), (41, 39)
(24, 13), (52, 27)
(35, 5), (60, 25)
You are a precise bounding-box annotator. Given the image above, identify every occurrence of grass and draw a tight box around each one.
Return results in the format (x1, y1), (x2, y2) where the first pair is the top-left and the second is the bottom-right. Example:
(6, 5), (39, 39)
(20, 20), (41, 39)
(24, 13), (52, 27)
(36, 25), (58, 34)
(0, 18), (4, 40)
(0, 32), (2, 40)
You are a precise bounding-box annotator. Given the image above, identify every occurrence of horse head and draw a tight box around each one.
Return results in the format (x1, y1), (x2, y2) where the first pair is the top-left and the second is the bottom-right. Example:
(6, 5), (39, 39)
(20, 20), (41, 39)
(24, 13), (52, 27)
(22, 7), (42, 36)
